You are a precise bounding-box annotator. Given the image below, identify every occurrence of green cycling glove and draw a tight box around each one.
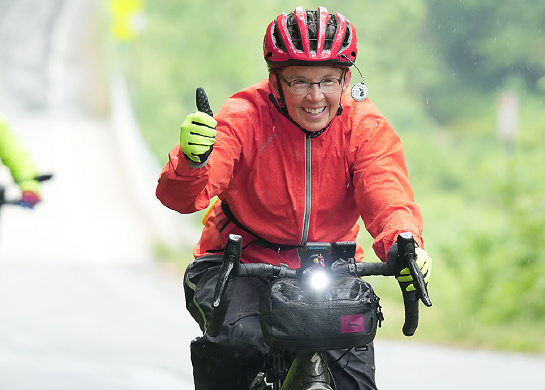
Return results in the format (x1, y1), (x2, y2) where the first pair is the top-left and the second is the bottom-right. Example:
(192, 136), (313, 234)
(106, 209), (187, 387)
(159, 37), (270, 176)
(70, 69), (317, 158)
(396, 247), (432, 292)
(180, 111), (217, 164)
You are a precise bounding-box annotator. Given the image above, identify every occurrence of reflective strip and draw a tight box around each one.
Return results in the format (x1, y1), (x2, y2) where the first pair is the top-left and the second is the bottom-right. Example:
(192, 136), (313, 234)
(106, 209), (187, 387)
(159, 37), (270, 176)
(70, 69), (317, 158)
(185, 272), (197, 291)
(185, 272), (207, 331)
(194, 296), (208, 331)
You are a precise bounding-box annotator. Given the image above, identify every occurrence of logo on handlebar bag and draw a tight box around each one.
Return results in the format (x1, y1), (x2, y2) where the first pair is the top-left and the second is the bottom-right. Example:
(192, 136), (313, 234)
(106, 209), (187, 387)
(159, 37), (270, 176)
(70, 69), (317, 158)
(341, 314), (365, 334)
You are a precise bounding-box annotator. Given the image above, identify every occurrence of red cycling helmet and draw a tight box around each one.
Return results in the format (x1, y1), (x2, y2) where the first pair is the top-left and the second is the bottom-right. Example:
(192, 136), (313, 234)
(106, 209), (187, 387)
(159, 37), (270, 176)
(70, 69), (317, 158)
(263, 6), (358, 69)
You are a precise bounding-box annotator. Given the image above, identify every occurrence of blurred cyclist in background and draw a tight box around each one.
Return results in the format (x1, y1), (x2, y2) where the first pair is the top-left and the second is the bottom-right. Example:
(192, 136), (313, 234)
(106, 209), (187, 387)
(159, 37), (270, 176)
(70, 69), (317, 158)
(0, 114), (41, 208)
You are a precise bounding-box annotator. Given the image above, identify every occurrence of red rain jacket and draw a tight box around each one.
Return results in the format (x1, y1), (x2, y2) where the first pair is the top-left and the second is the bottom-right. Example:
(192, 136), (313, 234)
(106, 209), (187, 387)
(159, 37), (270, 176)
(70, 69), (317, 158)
(156, 79), (423, 268)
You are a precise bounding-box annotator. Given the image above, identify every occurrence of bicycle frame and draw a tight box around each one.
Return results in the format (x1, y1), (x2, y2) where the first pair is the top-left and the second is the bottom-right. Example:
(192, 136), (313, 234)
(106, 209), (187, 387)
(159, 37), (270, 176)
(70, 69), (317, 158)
(276, 351), (331, 390)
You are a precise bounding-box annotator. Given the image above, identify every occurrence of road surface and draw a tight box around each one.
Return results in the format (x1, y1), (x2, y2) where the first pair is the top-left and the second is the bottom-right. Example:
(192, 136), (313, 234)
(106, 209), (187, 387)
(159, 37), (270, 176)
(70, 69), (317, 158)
(0, 1), (543, 389)
(0, 0), (200, 389)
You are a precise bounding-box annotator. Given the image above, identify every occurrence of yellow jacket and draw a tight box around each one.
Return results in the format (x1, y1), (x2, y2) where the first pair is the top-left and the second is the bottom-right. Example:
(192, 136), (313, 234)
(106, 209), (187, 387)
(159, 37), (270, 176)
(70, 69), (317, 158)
(0, 115), (39, 194)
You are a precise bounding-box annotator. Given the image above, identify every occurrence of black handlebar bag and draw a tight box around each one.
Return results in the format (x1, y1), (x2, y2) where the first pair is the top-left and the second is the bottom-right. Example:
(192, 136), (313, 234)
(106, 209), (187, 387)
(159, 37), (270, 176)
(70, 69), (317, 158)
(259, 276), (382, 352)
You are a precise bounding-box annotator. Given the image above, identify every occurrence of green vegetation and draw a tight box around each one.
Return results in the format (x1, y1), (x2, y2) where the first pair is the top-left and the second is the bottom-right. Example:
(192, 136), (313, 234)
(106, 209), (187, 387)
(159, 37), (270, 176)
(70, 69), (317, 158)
(107, 0), (545, 353)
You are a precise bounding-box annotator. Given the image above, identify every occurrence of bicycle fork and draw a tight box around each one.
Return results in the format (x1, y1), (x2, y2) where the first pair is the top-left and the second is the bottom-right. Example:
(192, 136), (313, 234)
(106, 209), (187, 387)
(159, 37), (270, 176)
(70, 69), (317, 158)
(283, 352), (332, 390)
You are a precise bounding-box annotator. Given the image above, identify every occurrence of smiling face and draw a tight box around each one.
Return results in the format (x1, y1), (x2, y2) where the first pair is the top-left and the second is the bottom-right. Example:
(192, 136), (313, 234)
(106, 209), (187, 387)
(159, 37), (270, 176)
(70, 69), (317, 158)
(269, 66), (351, 133)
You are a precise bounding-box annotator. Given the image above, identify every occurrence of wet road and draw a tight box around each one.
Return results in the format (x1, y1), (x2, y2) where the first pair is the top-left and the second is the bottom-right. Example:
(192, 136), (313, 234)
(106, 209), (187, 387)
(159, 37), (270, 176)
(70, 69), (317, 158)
(0, 0), (199, 389)
(0, 1), (543, 389)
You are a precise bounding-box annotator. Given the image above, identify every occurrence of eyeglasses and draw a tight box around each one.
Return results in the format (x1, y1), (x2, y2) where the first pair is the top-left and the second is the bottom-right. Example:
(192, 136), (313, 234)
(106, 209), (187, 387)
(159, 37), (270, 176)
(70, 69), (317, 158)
(277, 74), (344, 95)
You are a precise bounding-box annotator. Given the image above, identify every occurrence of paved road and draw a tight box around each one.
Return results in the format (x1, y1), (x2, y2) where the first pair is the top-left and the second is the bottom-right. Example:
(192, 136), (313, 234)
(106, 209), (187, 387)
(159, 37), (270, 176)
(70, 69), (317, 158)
(0, 0), (200, 389)
(0, 1), (544, 389)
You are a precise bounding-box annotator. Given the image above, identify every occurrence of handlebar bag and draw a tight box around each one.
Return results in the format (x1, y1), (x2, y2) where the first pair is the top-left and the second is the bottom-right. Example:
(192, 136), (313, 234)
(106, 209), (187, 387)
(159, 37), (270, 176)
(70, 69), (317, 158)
(259, 276), (382, 352)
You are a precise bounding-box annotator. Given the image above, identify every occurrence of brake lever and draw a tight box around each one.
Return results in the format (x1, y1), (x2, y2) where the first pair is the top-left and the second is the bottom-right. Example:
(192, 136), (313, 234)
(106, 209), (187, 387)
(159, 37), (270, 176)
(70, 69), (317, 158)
(397, 232), (432, 307)
(207, 234), (242, 337)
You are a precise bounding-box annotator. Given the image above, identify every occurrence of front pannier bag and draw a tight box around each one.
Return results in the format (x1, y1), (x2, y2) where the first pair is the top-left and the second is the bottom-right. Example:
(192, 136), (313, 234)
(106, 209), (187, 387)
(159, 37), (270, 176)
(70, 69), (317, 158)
(259, 276), (382, 352)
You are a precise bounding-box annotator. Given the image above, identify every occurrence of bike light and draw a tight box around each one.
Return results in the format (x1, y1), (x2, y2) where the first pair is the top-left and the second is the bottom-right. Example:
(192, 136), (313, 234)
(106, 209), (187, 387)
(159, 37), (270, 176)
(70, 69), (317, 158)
(309, 270), (330, 290)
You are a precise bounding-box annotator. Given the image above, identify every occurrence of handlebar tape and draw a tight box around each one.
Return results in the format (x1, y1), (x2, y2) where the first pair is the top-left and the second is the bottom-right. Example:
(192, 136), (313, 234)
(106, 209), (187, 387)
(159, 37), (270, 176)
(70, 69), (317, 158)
(355, 261), (395, 276)
(402, 291), (420, 336)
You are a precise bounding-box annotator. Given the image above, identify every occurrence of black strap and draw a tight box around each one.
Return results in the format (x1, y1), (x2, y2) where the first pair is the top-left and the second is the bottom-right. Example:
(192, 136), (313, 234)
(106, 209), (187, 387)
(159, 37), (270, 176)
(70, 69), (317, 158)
(219, 201), (300, 252)
(268, 92), (327, 139)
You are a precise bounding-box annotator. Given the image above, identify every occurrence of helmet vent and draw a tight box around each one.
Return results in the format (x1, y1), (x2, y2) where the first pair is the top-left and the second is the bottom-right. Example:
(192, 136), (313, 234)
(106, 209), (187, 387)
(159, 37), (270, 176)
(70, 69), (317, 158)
(324, 14), (339, 51)
(272, 21), (287, 53)
(286, 14), (303, 52)
(341, 25), (352, 51)
(306, 11), (318, 52)
(285, 10), (340, 53)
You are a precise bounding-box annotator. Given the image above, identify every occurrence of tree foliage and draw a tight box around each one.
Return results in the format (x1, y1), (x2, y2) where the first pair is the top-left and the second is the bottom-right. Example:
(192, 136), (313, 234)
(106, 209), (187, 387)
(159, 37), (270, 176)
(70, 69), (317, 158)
(424, 0), (545, 122)
(427, 0), (545, 91)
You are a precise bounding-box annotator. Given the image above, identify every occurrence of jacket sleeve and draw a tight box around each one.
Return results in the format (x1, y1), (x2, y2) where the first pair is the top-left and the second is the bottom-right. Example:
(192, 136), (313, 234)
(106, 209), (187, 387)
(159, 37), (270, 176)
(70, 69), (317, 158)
(0, 116), (39, 189)
(350, 111), (423, 262)
(156, 145), (213, 214)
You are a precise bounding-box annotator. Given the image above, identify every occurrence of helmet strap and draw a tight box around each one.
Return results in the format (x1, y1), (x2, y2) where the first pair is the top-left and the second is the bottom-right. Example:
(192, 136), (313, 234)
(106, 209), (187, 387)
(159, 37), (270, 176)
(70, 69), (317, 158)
(268, 93), (327, 138)
(274, 73), (288, 115)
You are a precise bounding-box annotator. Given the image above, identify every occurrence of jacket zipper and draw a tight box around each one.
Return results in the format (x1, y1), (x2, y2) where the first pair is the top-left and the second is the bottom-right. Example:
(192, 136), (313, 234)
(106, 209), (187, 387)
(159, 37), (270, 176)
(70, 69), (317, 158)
(300, 134), (312, 245)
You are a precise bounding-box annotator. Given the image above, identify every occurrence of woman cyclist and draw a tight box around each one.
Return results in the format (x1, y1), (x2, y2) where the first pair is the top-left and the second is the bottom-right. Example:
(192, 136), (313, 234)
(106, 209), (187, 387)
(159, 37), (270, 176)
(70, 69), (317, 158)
(157, 7), (432, 390)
